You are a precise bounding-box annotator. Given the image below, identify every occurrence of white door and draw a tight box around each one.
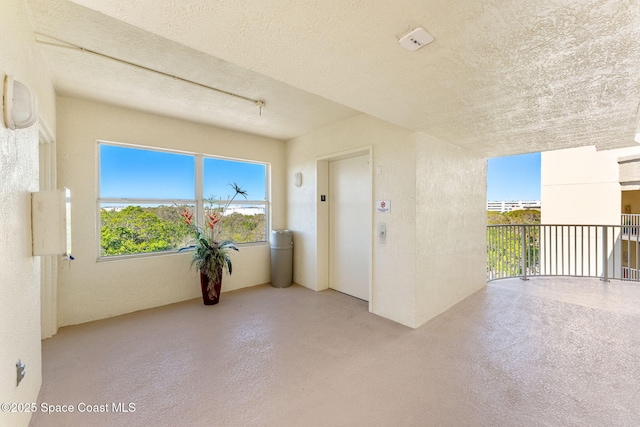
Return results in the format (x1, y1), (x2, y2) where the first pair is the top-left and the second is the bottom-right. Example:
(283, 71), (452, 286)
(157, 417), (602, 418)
(329, 154), (370, 301)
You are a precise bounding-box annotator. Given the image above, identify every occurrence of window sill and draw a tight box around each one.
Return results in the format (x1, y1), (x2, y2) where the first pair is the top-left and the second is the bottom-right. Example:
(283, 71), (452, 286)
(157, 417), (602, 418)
(97, 241), (270, 263)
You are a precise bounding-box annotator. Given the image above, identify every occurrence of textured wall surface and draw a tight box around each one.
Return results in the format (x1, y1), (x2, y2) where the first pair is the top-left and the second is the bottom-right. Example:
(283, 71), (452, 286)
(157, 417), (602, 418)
(287, 114), (486, 328)
(541, 145), (640, 225)
(56, 97), (286, 326)
(287, 115), (419, 327)
(619, 157), (640, 185)
(0, 126), (41, 427)
(415, 134), (487, 326)
(62, 0), (640, 156)
(0, 1), (56, 425)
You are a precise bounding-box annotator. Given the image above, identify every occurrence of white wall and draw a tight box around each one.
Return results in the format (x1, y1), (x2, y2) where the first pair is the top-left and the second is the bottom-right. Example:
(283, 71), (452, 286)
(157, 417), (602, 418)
(415, 134), (487, 326)
(287, 115), (487, 328)
(56, 97), (286, 326)
(542, 145), (640, 224)
(0, 0), (56, 425)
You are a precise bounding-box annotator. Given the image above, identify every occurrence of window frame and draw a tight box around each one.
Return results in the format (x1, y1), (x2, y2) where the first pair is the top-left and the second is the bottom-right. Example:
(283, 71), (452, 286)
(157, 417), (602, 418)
(97, 140), (270, 261)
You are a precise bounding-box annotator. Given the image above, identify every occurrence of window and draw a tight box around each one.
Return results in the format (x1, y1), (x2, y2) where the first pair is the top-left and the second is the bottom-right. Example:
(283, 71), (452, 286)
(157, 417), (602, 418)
(98, 142), (268, 258)
(203, 158), (267, 244)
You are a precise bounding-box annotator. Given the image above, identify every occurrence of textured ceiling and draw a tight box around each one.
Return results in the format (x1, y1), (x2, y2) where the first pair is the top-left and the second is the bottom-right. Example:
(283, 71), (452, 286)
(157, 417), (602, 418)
(26, 0), (359, 140)
(29, 0), (640, 156)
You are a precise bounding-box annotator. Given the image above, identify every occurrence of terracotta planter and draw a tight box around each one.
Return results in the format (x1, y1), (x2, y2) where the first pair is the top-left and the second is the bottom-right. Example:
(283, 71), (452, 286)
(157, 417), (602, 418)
(200, 269), (222, 305)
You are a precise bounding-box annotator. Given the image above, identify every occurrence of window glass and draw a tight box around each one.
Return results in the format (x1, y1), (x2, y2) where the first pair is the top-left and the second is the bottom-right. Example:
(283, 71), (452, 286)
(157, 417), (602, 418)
(99, 203), (194, 257)
(203, 201), (267, 244)
(203, 158), (267, 244)
(204, 158), (266, 201)
(99, 144), (194, 199)
(98, 143), (268, 258)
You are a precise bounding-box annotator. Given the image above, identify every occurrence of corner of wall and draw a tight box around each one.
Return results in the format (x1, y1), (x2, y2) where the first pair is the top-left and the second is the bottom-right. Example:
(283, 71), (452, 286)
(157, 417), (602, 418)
(414, 133), (487, 327)
(0, 1), (57, 425)
(56, 97), (285, 326)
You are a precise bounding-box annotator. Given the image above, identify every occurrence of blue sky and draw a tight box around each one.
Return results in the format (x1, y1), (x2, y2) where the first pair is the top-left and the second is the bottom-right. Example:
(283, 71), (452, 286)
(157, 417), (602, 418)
(100, 144), (266, 201)
(101, 143), (539, 203)
(487, 152), (540, 201)
(204, 158), (266, 200)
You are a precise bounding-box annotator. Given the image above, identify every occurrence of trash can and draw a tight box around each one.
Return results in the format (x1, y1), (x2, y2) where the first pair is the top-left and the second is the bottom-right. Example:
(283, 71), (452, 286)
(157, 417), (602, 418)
(270, 230), (293, 288)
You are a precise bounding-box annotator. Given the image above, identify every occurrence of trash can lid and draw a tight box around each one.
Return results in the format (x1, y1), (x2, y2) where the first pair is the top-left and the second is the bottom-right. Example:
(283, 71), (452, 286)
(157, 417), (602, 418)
(272, 229), (292, 234)
(271, 229), (293, 247)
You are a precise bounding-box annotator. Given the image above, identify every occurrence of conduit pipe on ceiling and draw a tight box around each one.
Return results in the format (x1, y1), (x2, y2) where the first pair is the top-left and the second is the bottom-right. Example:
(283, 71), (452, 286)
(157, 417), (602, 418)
(35, 33), (267, 115)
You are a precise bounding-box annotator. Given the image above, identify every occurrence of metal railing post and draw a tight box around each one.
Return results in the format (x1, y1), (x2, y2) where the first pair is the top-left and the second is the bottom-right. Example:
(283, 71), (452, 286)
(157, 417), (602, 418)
(520, 225), (528, 281)
(601, 226), (609, 282)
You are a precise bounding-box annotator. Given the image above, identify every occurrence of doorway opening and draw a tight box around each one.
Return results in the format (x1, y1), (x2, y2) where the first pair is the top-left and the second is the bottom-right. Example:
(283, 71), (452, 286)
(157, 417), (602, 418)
(316, 147), (372, 307)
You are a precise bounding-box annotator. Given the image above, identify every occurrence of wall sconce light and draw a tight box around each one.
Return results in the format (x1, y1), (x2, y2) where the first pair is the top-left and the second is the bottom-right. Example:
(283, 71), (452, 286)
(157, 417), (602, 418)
(3, 75), (38, 130)
(294, 172), (302, 187)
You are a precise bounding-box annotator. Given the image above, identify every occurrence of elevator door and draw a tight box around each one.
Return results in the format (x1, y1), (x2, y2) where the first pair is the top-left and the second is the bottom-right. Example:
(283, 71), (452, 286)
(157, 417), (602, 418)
(329, 154), (370, 301)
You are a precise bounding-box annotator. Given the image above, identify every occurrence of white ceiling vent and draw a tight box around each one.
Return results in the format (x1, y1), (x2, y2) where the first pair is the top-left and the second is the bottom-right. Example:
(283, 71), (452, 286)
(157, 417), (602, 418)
(398, 27), (434, 51)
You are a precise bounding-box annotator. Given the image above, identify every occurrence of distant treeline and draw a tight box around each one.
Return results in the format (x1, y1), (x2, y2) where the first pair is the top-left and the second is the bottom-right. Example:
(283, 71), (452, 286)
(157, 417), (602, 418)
(487, 209), (540, 225)
(100, 205), (266, 257)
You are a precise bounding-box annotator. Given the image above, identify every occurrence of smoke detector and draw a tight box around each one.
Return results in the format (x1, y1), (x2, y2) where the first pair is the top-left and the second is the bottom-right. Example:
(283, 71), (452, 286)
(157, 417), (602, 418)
(398, 27), (434, 51)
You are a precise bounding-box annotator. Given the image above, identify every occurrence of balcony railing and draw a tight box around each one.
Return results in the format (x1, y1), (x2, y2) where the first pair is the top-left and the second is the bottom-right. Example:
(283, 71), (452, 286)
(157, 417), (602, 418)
(487, 224), (640, 282)
(622, 214), (640, 236)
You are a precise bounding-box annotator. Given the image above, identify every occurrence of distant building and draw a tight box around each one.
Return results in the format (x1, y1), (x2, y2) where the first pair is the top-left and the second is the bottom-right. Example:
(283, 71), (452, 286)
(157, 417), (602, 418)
(541, 144), (640, 279)
(486, 200), (541, 213)
(224, 206), (264, 216)
(541, 145), (640, 224)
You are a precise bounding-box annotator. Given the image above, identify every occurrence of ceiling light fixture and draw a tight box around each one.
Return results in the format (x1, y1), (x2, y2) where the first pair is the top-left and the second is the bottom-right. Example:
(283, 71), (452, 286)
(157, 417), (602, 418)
(3, 75), (38, 130)
(35, 34), (266, 114)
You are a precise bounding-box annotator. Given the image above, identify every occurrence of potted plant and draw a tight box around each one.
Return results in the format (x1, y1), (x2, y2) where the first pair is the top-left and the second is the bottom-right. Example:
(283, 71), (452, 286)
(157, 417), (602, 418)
(179, 183), (248, 305)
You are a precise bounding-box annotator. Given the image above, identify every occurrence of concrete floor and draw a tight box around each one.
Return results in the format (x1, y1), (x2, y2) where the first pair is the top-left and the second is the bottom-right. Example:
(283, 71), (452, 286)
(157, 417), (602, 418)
(30, 278), (640, 427)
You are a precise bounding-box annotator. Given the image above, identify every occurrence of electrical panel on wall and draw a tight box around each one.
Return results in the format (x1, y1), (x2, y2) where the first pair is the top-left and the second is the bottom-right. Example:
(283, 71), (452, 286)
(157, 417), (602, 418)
(32, 188), (71, 256)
